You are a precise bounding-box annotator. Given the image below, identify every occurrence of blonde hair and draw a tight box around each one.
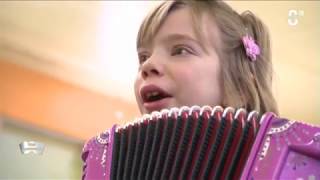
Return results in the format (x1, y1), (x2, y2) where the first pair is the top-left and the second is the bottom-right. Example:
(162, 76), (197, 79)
(137, 1), (279, 115)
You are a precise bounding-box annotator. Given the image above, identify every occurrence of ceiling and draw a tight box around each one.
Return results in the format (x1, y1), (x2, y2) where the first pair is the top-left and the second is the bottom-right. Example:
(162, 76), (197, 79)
(0, 1), (319, 121)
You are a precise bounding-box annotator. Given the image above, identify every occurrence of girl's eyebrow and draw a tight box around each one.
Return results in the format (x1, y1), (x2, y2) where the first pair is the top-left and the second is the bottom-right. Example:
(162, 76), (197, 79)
(137, 33), (207, 53)
(159, 33), (200, 45)
(137, 34), (199, 52)
(159, 33), (208, 53)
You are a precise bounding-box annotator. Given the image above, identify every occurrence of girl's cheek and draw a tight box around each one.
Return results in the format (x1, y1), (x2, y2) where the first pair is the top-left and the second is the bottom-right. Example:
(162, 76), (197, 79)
(174, 68), (194, 83)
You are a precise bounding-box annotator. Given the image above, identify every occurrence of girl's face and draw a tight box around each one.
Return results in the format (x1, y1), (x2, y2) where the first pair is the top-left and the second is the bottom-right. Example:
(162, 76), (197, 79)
(134, 7), (222, 114)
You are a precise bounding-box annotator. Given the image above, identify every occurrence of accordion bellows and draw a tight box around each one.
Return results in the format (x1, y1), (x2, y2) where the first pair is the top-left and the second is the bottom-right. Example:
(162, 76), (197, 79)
(81, 106), (320, 180)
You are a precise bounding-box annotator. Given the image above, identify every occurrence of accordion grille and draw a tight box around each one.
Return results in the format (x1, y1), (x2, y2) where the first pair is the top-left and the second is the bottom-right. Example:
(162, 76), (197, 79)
(111, 106), (260, 180)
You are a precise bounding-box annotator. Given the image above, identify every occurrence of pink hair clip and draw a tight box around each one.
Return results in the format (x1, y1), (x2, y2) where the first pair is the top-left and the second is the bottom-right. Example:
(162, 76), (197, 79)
(242, 35), (260, 61)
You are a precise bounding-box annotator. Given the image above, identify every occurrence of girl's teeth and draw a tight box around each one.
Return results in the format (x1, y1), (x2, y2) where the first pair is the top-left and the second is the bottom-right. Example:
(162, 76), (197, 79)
(147, 91), (160, 99)
(152, 92), (159, 96)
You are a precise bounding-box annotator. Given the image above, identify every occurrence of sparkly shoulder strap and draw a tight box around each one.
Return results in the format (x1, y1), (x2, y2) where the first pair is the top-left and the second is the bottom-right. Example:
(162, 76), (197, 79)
(81, 125), (117, 180)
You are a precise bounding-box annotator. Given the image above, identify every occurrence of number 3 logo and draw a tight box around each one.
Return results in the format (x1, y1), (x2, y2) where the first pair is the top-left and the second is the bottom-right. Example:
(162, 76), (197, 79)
(288, 10), (299, 26)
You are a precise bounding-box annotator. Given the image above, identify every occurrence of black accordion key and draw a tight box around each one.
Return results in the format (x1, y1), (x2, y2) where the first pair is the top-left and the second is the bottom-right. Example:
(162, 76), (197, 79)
(145, 116), (165, 179)
(214, 109), (246, 179)
(137, 118), (156, 180)
(116, 125), (129, 180)
(130, 120), (148, 179)
(230, 112), (260, 179)
(191, 110), (217, 179)
(161, 113), (185, 179)
(169, 111), (194, 180)
(225, 111), (251, 180)
(181, 110), (208, 179)
(152, 114), (175, 179)
(123, 124), (139, 180)
(202, 109), (231, 179)
(110, 130), (121, 180)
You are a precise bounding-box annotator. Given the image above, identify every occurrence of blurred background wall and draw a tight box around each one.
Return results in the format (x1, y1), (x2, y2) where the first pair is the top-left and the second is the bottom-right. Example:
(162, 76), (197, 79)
(0, 1), (319, 179)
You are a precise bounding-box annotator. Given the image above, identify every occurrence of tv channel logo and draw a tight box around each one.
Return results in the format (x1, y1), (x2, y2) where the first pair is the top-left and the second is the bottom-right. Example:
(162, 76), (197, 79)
(19, 141), (45, 155)
(288, 9), (304, 26)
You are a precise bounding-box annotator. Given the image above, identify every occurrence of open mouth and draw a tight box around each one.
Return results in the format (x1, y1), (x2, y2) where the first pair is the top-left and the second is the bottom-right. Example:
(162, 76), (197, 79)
(144, 91), (170, 102)
(140, 85), (172, 103)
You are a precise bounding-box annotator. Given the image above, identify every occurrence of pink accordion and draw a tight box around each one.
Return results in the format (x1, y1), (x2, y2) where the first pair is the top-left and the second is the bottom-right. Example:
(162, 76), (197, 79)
(81, 106), (320, 179)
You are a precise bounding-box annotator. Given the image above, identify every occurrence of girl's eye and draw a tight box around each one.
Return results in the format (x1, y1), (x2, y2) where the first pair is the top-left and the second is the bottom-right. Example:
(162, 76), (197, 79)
(138, 53), (149, 64)
(171, 46), (193, 56)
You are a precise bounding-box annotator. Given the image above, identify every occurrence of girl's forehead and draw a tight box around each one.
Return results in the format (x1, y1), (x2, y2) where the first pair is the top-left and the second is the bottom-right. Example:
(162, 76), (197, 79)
(153, 8), (199, 43)
(139, 7), (220, 51)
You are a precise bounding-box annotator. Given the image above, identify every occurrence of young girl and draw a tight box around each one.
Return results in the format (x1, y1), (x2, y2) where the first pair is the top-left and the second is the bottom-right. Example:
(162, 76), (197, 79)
(82, 1), (279, 179)
(134, 0), (278, 115)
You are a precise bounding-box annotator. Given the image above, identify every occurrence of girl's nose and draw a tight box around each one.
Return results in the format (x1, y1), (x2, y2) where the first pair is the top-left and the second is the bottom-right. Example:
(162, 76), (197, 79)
(141, 56), (164, 79)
